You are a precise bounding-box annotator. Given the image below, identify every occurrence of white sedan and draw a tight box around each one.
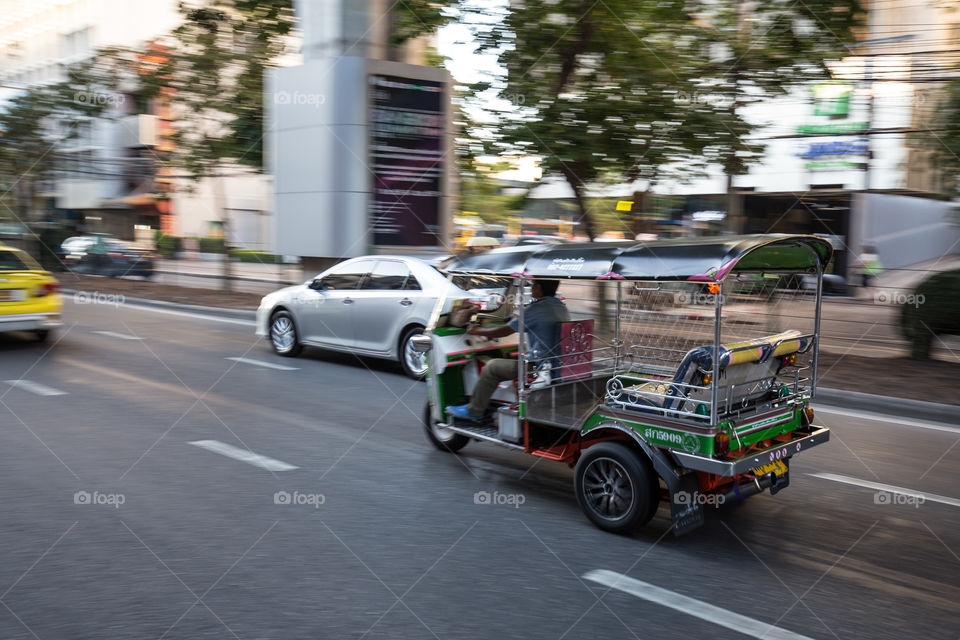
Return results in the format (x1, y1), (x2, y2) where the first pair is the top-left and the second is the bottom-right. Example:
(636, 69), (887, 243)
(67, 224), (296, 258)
(256, 255), (503, 379)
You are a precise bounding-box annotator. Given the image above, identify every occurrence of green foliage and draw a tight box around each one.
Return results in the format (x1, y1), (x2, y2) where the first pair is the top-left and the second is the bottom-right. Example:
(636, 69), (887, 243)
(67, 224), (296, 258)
(0, 53), (126, 222)
(459, 0), (861, 238)
(927, 79), (960, 198)
(230, 249), (283, 264)
(392, 2), (458, 45)
(198, 236), (227, 253)
(900, 270), (960, 359)
(155, 234), (183, 257)
(142, 0), (296, 178)
(459, 161), (527, 224)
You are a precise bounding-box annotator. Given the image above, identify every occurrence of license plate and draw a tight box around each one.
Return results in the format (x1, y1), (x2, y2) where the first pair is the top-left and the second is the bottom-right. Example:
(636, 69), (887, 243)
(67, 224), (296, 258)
(752, 460), (788, 477)
(0, 289), (25, 302)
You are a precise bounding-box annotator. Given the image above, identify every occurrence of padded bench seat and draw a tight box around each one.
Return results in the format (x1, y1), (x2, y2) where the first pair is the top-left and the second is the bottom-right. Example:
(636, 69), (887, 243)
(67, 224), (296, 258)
(606, 330), (811, 415)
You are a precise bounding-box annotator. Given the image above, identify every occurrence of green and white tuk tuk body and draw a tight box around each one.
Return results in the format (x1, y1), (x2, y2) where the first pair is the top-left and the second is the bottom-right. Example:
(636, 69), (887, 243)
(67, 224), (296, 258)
(414, 234), (832, 535)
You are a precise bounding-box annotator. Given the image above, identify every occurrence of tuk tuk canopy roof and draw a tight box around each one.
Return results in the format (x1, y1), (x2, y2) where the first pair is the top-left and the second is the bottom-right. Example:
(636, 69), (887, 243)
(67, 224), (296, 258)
(440, 234), (833, 282)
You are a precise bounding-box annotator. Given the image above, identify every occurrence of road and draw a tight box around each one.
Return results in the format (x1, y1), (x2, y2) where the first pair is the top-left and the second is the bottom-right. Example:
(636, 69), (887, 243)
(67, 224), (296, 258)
(0, 299), (957, 639)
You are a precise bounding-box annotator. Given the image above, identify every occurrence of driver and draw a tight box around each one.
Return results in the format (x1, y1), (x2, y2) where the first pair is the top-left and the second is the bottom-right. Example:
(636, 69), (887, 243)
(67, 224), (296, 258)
(446, 279), (569, 422)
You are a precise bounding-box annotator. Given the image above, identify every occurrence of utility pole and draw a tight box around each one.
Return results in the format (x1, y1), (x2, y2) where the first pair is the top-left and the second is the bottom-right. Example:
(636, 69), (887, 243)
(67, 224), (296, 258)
(846, 34), (916, 192)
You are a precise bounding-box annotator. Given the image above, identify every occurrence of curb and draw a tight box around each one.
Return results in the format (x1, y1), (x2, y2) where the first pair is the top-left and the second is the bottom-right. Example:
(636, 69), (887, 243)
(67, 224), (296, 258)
(62, 289), (257, 321)
(814, 387), (958, 425)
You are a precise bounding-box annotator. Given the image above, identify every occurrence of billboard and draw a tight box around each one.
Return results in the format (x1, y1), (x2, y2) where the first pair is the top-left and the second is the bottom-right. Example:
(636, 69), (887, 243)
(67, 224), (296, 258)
(369, 75), (445, 246)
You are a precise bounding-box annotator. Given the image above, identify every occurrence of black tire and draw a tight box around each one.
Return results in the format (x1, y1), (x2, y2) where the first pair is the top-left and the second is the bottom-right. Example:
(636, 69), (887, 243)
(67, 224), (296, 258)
(269, 310), (303, 357)
(574, 441), (660, 534)
(399, 325), (428, 380)
(34, 329), (51, 343)
(423, 402), (469, 453)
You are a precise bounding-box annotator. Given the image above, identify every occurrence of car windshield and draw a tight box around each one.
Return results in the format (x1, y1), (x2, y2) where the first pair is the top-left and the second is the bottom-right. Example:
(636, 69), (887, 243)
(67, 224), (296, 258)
(0, 249), (39, 270)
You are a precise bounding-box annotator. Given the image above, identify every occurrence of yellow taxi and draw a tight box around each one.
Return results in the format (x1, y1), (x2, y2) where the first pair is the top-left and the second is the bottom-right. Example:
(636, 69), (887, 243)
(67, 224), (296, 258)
(0, 243), (62, 342)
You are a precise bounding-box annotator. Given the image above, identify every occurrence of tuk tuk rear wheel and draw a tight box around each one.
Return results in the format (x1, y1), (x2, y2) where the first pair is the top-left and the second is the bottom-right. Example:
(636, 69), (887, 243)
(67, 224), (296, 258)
(423, 402), (469, 453)
(574, 442), (660, 534)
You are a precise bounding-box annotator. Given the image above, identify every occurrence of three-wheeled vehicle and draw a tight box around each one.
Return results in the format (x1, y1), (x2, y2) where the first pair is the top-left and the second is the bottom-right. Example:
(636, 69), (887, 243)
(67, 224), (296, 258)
(414, 235), (832, 535)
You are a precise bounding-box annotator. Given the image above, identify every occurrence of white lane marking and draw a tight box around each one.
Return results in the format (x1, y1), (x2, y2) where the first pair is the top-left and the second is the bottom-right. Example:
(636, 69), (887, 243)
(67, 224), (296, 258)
(225, 357), (299, 371)
(4, 380), (67, 396)
(188, 440), (298, 471)
(93, 330), (142, 341)
(66, 297), (255, 327)
(814, 405), (960, 435)
(810, 473), (960, 508)
(583, 570), (814, 640)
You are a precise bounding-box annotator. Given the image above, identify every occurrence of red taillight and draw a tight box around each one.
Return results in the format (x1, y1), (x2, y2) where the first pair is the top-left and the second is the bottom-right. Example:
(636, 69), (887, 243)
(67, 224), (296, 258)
(34, 282), (59, 297)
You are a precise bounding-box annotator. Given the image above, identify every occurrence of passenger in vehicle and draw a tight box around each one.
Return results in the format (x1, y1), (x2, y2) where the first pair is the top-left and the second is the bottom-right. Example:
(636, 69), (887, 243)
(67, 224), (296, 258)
(446, 279), (570, 421)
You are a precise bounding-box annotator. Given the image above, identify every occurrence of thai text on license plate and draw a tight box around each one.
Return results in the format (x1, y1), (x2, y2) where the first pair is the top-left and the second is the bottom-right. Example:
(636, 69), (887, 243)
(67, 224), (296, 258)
(752, 460), (788, 477)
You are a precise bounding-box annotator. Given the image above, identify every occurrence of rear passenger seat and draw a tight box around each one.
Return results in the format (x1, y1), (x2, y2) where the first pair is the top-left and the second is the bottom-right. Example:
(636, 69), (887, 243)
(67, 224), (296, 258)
(607, 330), (810, 414)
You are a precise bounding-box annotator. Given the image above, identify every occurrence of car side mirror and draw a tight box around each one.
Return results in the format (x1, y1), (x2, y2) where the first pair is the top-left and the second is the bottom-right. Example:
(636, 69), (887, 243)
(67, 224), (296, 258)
(309, 279), (326, 291)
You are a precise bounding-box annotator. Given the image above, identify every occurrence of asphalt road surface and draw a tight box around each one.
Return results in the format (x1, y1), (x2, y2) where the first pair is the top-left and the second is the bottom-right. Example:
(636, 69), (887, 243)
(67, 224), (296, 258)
(0, 299), (957, 639)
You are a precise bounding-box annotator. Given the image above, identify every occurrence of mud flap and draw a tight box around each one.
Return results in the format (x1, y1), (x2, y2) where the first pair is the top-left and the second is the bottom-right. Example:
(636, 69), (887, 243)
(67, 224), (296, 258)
(669, 472), (705, 536)
(768, 459), (791, 495)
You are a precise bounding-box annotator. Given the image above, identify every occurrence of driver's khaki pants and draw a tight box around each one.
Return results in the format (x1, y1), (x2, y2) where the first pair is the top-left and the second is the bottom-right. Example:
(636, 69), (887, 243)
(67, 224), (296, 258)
(467, 358), (519, 416)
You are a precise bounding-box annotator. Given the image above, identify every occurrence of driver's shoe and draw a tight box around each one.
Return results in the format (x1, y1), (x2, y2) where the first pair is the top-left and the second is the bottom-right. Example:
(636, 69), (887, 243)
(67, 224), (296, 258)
(446, 404), (484, 422)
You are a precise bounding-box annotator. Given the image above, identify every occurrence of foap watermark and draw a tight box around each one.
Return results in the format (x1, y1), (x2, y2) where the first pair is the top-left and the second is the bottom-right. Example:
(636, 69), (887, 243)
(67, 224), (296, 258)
(674, 290), (724, 306)
(474, 490), (525, 508)
(74, 490), (125, 509)
(674, 490), (725, 507)
(274, 90), (326, 108)
(73, 291), (125, 308)
(74, 91), (125, 107)
(873, 290), (925, 308)
(874, 490), (925, 508)
(274, 490), (325, 508)
(674, 91), (735, 109)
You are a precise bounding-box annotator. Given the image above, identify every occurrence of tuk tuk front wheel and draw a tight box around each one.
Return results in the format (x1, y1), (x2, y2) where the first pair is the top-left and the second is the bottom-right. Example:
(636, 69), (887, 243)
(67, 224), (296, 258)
(574, 442), (660, 534)
(423, 402), (469, 453)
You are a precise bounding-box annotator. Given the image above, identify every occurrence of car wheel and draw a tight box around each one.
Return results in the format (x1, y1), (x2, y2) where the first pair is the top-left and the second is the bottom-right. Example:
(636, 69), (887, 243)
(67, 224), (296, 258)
(399, 325), (428, 380)
(574, 442), (660, 534)
(269, 310), (302, 357)
(34, 329), (51, 343)
(423, 402), (469, 453)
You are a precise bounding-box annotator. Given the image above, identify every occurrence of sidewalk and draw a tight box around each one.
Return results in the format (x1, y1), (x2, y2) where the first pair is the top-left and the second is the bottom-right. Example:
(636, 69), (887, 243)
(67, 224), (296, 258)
(870, 256), (960, 293)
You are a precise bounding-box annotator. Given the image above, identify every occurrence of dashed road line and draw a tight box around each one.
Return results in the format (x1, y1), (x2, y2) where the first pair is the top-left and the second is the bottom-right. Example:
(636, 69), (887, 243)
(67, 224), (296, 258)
(188, 440), (298, 472)
(225, 357), (299, 371)
(809, 473), (960, 508)
(814, 406), (960, 435)
(4, 380), (67, 397)
(583, 569), (814, 640)
(93, 330), (143, 340)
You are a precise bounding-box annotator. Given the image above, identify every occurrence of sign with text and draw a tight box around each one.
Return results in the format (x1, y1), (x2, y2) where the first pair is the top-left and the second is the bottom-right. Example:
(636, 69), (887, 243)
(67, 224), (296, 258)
(369, 75), (444, 246)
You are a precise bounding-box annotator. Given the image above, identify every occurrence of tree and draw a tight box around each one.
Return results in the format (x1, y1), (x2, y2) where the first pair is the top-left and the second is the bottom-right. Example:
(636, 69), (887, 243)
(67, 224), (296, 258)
(691, 0), (862, 231)
(0, 55), (124, 262)
(928, 78), (960, 199)
(460, 0), (724, 240)
(136, 0), (296, 290)
(458, 0), (861, 238)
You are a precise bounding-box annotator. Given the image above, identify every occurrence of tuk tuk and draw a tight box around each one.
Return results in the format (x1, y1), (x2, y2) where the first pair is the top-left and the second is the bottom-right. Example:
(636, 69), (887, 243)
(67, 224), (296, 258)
(413, 234), (832, 535)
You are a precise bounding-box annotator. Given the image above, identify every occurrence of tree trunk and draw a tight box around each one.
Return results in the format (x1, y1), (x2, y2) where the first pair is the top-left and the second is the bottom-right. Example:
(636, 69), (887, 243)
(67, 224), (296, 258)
(212, 174), (232, 292)
(725, 169), (739, 234)
(560, 166), (595, 240)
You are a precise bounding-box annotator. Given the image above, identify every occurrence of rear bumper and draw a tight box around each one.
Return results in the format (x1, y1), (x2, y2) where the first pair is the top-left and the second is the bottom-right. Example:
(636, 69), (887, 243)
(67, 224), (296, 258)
(670, 425), (830, 476)
(0, 312), (63, 332)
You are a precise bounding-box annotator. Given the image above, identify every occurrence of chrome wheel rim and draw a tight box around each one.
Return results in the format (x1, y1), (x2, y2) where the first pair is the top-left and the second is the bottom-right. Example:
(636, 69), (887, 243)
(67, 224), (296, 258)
(582, 457), (635, 521)
(404, 334), (428, 376)
(271, 316), (295, 352)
